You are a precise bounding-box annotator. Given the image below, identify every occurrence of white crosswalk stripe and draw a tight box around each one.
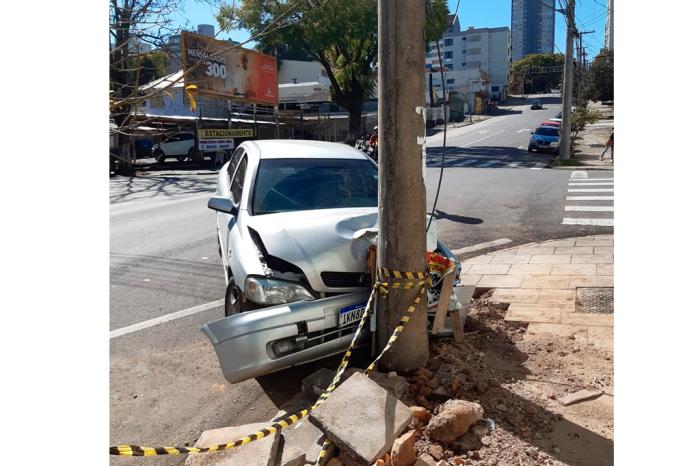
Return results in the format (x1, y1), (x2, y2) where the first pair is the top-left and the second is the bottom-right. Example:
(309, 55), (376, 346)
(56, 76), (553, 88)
(562, 171), (614, 227)
(426, 157), (551, 169)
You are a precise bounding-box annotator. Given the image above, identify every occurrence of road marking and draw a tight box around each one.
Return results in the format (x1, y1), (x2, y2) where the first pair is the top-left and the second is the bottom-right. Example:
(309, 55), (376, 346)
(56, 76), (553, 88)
(516, 129), (530, 133)
(507, 162), (521, 168)
(567, 188), (614, 192)
(566, 196), (614, 201)
(517, 145), (524, 149)
(477, 160), (500, 168)
(530, 162), (547, 170)
(562, 218), (614, 226)
(570, 171), (588, 179)
(452, 238), (512, 256)
(110, 299), (225, 339)
(569, 182), (614, 186)
(565, 206), (615, 212)
(459, 129), (506, 147)
(579, 178), (614, 181)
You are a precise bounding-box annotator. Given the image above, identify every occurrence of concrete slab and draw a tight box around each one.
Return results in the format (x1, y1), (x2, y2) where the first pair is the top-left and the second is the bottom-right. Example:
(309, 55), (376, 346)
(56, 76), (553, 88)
(536, 289), (575, 304)
(504, 303), (565, 323)
(521, 275), (571, 289)
(280, 418), (326, 466)
(478, 274), (524, 288)
(529, 254), (572, 264)
(596, 264), (614, 275)
(568, 276), (614, 288)
(489, 253), (532, 264)
(309, 372), (412, 465)
(554, 246), (594, 255)
(459, 274), (482, 286)
(185, 423), (280, 466)
(464, 264), (511, 275)
(550, 264), (597, 276)
(490, 288), (540, 304)
(508, 264), (554, 275)
(461, 255), (493, 265)
(571, 254), (613, 264)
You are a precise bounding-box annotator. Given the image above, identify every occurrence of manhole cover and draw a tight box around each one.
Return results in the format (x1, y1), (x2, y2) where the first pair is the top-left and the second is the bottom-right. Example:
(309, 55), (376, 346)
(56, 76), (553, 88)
(575, 287), (613, 314)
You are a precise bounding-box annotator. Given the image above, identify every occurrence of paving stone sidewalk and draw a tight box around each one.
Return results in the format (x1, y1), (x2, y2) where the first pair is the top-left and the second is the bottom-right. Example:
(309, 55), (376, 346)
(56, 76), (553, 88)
(460, 234), (613, 350)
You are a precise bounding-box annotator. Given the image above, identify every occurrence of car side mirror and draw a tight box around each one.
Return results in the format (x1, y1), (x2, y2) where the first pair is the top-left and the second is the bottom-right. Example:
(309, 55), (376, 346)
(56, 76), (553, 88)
(530, 131), (534, 135)
(208, 196), (238, 216)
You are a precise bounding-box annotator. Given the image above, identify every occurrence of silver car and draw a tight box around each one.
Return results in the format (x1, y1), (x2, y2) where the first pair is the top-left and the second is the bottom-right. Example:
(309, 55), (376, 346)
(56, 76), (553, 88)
(203, 140), (462, 384)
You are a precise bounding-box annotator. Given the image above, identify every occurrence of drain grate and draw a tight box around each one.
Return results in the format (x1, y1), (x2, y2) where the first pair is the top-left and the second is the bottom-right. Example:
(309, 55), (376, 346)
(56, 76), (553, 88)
(575, 287), (614, 314)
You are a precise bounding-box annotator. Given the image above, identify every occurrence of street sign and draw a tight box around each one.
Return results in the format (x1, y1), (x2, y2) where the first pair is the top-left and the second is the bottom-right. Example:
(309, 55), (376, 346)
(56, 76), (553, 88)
(198, 128), (254, 138)
(199, 139), (235, 151)
(181, 32), (278, 105)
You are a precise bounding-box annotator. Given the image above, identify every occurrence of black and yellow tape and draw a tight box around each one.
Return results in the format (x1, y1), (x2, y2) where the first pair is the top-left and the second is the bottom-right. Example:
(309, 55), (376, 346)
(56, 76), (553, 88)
(110, 258), (452, 458)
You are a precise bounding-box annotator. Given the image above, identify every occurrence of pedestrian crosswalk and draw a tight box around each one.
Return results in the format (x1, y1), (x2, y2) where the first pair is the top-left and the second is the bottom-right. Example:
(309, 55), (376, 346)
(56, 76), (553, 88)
(425, 157), (550, 169)
(562, 171), (614, 227)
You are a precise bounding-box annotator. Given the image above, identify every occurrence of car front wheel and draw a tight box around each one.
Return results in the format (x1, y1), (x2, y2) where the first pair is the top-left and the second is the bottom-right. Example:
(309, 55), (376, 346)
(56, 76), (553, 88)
(224, 277), (256, 317)
(154, 149), (166, 163)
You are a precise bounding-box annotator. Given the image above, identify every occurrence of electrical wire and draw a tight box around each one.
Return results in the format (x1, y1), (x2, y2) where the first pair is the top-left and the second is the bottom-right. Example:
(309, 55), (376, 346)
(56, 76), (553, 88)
(426, 0), (449, 233)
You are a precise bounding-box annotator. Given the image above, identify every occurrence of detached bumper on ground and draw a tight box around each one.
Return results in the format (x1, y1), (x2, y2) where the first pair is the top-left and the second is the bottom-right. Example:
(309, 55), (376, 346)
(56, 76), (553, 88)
(202, 292), (370, 384)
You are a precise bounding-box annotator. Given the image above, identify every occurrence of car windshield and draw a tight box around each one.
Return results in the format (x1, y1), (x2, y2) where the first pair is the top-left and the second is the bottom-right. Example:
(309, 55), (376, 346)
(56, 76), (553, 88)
(252, 158), (378, 215)
(535, 127), (559, 136)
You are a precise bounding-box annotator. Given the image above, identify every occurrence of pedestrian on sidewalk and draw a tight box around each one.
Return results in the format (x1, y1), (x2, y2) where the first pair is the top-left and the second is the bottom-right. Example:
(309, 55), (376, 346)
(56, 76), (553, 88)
(600, 128), (614, 161)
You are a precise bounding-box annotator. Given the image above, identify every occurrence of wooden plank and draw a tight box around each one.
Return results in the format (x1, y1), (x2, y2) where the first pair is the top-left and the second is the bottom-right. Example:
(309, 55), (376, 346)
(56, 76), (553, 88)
(431, 269), (455, 335)
(449, 309), (465, 343)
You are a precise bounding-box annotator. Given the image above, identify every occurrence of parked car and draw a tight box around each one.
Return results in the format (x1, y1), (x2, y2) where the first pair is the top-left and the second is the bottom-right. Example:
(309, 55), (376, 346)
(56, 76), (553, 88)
(202, 139), (463, 383)
(152, 132), (196, 162)
(531, 99), (543, 110)
(541, 120), (561, 127)
(528, 126), (560, 154)
(549, 118), (562, 124)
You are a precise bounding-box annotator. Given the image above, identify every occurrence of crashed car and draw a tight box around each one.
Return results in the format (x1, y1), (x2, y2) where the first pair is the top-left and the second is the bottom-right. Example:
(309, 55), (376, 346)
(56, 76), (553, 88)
(203, 140), (463, 384)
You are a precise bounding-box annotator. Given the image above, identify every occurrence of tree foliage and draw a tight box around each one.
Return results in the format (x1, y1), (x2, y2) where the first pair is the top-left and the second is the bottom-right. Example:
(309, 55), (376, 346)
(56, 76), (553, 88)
(588, 49), (613, 102)
(571, 104), (600, 137)
(513, 53), (564, 93)
(218, 0), (449, 138)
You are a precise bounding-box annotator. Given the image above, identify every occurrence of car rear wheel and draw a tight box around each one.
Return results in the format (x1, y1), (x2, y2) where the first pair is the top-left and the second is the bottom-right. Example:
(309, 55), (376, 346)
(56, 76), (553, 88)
(154, 149), (166, 163)
(224, 277), (255, 317)
(527, 147), (534, 152)
(176, 156), (186, 162)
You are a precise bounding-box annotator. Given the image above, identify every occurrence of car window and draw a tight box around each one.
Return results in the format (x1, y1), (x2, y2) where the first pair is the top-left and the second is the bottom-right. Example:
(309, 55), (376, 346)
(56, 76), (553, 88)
(252, 158), (378, 215)
(230, 156), (247, 206)
(179, 133), (194, 141)
(535, 127), (559, 136)
(228, 148), (244, 179)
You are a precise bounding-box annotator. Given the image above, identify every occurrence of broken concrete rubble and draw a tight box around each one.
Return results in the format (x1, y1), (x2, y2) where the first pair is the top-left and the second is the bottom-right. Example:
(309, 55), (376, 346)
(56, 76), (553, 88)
(184, 423), (280, 466)
(279, 418), (327, 466)
(390, 430), (417, 466)
(309, 372), (413, 465)
(556, 388), (604, 406)
(424, 399), (484, 442)
(415, 452), (438, 466)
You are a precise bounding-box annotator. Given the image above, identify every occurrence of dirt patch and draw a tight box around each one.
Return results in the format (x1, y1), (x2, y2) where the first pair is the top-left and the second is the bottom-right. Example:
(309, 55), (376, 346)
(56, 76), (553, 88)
(402, 292), (613, 465)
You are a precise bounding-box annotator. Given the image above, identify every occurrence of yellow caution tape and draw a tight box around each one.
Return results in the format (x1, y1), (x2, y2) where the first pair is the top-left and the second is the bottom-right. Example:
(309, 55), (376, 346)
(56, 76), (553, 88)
(110, 256), (454, 458)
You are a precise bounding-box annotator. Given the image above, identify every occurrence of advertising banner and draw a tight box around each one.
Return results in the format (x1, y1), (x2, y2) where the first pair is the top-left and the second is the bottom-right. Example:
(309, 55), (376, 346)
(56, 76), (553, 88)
(181, 32), (278, 105)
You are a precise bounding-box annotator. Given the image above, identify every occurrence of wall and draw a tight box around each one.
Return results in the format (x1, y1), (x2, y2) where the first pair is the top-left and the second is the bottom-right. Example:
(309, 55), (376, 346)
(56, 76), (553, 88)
(278, 60), (330, 85)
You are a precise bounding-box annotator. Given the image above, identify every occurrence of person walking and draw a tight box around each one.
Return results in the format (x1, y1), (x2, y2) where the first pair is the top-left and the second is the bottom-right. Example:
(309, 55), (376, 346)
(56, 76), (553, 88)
(600, 128), (614, 161)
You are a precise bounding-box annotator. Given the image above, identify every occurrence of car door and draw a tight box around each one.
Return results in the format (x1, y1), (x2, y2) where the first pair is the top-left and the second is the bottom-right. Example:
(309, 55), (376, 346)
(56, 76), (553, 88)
(219, 149), (247, 273)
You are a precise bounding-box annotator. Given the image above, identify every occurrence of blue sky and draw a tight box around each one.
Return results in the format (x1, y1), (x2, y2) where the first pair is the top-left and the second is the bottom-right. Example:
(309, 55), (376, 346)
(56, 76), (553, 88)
(175, 0), (608, 59)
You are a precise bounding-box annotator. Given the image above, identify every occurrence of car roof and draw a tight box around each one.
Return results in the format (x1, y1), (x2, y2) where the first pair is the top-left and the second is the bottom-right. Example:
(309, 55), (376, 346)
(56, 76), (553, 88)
(243, 139), (367, 160)
(535, 126), (559, 132)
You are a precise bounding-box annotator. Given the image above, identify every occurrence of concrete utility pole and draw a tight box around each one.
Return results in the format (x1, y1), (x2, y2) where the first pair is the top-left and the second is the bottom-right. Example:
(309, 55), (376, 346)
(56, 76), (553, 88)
(560, 0), (576, 160)
(377, 0), (429, 371)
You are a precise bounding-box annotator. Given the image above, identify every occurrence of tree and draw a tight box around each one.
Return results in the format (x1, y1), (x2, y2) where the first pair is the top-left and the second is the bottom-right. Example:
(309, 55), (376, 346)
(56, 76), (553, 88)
(512, 53), (565, 93)
(110, 0), (182, 174)
(218, 0), (448, 139)
(587, 49), (613, 102)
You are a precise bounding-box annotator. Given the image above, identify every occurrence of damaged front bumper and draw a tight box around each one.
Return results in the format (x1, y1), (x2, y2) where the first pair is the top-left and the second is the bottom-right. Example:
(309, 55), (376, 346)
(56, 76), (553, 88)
(202, 292), (371, 384)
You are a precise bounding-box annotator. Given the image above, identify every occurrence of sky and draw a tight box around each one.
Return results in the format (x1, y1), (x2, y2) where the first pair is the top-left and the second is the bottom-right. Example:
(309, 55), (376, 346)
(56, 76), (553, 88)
(175, 0), (609, 59)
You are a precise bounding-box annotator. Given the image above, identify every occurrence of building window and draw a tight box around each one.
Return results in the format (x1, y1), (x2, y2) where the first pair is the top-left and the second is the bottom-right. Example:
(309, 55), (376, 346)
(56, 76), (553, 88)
(462, 37), (467, 41)
(467, 35), (481, 42)
(446, 78), (455, 84)
(444, 38), (453, 46)
(444, 51), (453, 59)
(461, 62), (466, 66)
(466, 61), (480, 69)
(467, 48), (481, 55)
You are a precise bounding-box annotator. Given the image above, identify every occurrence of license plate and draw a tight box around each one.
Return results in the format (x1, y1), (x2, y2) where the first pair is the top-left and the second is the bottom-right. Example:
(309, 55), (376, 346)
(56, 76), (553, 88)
(338, 302), (366, 327)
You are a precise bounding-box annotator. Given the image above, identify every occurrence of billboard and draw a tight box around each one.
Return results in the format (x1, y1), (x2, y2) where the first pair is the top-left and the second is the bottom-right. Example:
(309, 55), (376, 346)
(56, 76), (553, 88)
(181, 32), (278, 106)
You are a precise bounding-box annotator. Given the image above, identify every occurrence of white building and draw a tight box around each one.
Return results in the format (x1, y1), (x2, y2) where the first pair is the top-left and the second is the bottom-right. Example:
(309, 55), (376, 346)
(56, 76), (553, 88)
(604, 0), (614, 50)
(426, 17), (511, 108)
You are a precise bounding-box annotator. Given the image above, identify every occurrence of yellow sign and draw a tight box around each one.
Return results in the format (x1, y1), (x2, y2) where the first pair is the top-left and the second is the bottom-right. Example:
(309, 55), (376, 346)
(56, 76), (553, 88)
(198, 128), (254, 139)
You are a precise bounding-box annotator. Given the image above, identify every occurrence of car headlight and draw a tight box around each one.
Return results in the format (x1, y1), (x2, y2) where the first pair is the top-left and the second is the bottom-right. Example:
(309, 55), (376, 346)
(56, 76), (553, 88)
(551, 140), (560, 147)
(244, 277), (315, 305)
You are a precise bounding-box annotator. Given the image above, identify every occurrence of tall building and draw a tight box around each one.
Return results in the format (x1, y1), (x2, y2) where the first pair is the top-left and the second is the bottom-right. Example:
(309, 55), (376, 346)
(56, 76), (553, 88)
(425, 18), (511, 105)
(511, 0), (555, 61)
(604, 0), (614, 49)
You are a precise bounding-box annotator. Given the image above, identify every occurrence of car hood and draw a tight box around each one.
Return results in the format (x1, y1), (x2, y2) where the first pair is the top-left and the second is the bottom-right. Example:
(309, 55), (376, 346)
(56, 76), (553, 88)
(245, 207), (378, 293)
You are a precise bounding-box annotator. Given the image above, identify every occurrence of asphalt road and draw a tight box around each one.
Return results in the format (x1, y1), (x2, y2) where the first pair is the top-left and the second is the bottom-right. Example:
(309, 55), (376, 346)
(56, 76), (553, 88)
(109, 95), (613, 462)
